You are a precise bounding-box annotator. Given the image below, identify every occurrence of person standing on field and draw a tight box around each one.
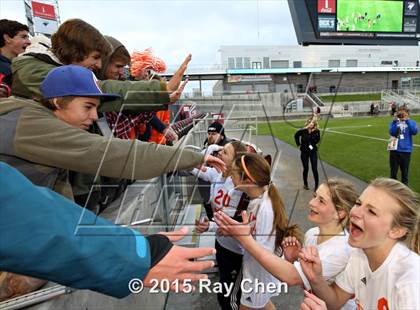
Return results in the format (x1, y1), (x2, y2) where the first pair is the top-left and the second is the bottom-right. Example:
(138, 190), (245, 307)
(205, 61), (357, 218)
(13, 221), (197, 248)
(389, 106), (418, 185)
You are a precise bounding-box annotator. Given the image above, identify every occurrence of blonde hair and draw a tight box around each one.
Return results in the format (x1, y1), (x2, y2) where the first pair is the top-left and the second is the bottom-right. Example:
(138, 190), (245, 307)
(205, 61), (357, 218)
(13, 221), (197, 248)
(224, 141), (247, 178)
(305, 117), (319, 131)
(324, 178), (358, 229)
(370, 178), (420, 254)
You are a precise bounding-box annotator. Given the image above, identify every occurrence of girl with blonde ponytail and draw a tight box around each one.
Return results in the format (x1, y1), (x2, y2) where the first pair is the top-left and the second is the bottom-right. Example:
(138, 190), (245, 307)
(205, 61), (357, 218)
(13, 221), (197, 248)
(298, 177), (420, 310)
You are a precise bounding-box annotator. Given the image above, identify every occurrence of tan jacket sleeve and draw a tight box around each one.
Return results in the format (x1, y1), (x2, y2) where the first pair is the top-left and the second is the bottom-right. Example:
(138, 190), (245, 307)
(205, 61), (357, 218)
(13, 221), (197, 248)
(11, 56), (57, 100)
(98, 79), (170, 113)
(14, 107), (204, 180)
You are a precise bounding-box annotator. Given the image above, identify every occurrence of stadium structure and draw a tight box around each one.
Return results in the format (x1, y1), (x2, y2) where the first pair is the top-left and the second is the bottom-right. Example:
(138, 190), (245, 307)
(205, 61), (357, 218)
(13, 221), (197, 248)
(1, 1), (419, 310)
(214, 45), (420, 94)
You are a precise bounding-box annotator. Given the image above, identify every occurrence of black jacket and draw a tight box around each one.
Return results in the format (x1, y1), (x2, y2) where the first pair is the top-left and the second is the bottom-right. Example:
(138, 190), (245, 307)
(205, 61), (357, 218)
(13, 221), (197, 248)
(294, 128), (320, 153)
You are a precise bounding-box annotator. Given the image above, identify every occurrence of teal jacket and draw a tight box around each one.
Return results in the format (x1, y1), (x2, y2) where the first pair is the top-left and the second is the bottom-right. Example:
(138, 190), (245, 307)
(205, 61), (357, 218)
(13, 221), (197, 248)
(0, 162), (160, 298)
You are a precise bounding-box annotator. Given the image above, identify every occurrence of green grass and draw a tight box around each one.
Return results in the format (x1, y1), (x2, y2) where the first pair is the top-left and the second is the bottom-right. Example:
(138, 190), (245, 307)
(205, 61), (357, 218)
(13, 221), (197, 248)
(258, 116), (420, 192)
(318, 93), (381, 103)
(337, 0), (403, 32)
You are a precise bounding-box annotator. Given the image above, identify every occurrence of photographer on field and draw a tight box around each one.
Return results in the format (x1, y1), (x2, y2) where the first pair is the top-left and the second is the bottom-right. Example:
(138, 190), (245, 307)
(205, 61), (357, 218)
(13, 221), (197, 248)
(389, 106), (418, 185)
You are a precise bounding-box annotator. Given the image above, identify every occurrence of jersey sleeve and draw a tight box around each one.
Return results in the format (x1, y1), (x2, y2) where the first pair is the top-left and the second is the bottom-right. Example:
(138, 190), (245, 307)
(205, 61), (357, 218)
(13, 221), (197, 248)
(190, 167), (220, 183)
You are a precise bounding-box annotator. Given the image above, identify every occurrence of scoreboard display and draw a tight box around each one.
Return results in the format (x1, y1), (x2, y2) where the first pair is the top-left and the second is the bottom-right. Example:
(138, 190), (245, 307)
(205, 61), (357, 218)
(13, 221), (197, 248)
(288, 0), (420, 45)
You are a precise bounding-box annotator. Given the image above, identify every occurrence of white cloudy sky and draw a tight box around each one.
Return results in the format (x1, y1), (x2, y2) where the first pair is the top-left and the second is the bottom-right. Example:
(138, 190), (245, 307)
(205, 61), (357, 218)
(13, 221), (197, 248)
(0, 0), (298, 92)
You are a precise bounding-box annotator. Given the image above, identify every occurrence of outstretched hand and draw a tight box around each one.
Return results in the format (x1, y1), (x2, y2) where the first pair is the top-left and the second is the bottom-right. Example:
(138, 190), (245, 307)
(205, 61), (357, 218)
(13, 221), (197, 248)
(213, 211), (251, 241)
(143, 226), (215, 292)
(298, 246), (323, 284)
(300, 290), (328, 310)
(167, 54), (191, 92)
(199, 155), (226, 173)
(158, 226), (190, 242)
(163, 127), (178, 142)
(195, 217), (210, 234)
(282, 236), (301, 263)
(169, 77), (189, 103)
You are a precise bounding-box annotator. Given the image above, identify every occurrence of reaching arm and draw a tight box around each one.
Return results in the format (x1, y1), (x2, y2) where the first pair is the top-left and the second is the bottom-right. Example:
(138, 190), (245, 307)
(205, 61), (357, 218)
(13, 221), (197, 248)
(98, 78), (170, 113)
(11, 54), (190, 113)
(12, 104), (223, 180)
(300, 290), (328, 310)
(0, 163), (215, 297)
(214, 211), (302, 286)
(299, 246), (353, 310)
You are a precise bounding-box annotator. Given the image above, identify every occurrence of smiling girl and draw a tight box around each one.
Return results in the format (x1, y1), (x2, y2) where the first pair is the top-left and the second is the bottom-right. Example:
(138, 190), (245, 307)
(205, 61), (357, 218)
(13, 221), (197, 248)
(298, 178), (420, 310)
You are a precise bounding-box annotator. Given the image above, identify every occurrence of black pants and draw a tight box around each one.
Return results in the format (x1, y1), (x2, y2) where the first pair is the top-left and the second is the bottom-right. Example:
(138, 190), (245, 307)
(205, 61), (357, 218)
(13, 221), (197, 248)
(215, 240), (243, 310)
(300, 151), (319, 190)
(198, 179), (213, 220)
(390, 151), (411, 185)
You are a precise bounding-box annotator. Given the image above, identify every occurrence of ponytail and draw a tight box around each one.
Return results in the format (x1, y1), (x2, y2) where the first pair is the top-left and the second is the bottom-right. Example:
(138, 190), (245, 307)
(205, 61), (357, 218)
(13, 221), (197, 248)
(268, 183), (302, 255)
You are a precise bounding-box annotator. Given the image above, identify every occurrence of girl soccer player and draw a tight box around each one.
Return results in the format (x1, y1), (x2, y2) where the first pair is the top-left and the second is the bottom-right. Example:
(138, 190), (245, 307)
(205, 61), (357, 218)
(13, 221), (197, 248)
(193, 140), (248, 310)
(299, 178), (420, 310)
(215, 178), (358, 310)
(226, 153), (299, 310)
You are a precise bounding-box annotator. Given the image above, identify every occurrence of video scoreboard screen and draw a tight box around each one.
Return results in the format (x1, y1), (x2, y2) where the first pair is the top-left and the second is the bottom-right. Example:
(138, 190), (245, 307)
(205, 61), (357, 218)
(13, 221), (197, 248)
(318, 0), (418, 38)
(288, 0), (420, 45)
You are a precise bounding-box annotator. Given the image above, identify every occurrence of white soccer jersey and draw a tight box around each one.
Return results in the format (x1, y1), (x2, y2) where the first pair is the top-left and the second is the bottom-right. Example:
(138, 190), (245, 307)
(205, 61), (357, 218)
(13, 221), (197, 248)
(335, 242), (420, 310)
(294, 227), (355, 310)
(241, 191), (281, 308)
(191, 167), (244, 254)
(191, 168), (242, 213)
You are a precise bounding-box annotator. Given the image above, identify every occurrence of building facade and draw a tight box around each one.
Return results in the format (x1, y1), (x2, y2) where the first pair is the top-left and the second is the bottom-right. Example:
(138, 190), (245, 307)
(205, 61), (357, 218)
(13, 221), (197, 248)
(214, 45), (420, 94)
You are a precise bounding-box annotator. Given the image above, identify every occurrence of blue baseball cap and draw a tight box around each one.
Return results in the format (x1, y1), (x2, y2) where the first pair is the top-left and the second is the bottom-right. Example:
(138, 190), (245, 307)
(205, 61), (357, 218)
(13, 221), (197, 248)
(40, 65), (120, 101)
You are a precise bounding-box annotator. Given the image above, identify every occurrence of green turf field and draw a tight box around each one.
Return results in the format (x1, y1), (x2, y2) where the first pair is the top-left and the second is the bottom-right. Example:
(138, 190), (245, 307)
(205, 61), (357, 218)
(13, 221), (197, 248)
(318, 93), (381, 103)
(258, 116), (420, 192)
(337, 0), (403, 32)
